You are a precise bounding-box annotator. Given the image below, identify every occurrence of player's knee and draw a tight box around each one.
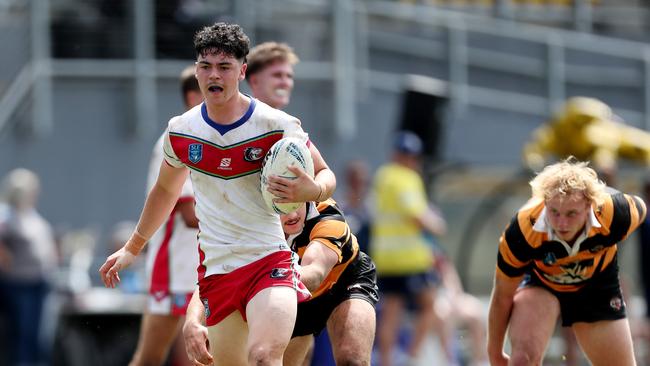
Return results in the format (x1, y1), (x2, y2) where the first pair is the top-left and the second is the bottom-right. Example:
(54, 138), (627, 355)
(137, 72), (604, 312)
(248, 343), (284, 365)
(129, 348), (169, 366)
(333, 346), (370, 366)
(509, 348), (544, 366)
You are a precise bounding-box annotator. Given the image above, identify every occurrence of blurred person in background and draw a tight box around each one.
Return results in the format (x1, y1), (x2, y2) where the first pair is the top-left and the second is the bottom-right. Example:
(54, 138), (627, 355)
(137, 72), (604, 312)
(370, 130), (448, 366)
(426, 234), (488, 366)
(129, 65), (202, 366)
(339, 159), (372, 254)
(488, 157), (645, 366)
(0, 168), (58, 366)
(245, 41), (299, 110)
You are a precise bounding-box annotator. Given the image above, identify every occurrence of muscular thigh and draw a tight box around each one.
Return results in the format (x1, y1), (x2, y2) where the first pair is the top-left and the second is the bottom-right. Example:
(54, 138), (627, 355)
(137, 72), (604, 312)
(327, 298), (376, 363)
(207, 311), (249, 366)
(573, 319), (635, 366)
(509, 287), (560, 352)
(246, 286), (297, 352)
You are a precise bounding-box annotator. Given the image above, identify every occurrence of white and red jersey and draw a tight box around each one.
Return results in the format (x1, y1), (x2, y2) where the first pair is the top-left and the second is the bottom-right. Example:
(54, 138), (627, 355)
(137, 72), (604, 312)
(162, 97), (308, 279)
(145, 133), (199, 299)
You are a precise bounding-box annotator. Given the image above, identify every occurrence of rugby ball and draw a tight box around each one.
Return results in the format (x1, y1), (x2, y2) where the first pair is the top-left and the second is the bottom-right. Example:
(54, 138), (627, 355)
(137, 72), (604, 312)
(260, 137), (314, 214)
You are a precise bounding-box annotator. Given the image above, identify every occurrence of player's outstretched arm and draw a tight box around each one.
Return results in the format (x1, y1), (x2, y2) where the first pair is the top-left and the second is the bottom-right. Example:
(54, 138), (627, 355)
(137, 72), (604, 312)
(183, 288), (213, 366)
(300, 240), (339, 292)
(99, 161), (189, 287)
(487, 273), (521, 366)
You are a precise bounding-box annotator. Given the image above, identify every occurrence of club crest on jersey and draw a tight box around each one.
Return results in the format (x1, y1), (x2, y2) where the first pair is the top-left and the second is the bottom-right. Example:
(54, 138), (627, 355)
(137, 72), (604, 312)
(188, 143), (203, 163)
(244, 147), (264, 162)
(543, 252), (557, 266)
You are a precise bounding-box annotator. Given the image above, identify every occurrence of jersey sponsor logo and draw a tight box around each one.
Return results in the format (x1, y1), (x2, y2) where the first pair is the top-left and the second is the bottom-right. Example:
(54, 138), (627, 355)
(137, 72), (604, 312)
(202, 298), (211, 318)
(270, 268), (290, 279)
(244, 147), (264, 162)
(219, 157), (232, 170)
(188, 143), (203, 163)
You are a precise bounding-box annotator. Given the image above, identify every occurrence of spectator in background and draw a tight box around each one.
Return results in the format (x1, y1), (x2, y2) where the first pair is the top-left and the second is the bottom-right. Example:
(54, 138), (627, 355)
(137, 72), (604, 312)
(426, 234), (488, 366)
(0, 168), (58, 365)
(245, 41), (299, 110)
(339, 159), (372, 254)
(129, 65), (202, 366)
(370, 130), (448, 366)
(488, 157), (645, 366)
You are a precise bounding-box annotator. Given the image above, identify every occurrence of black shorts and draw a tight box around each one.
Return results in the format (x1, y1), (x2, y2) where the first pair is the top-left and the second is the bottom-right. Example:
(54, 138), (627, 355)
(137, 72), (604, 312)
(292, 251), (379, 337)
(522, 263), (626, 327)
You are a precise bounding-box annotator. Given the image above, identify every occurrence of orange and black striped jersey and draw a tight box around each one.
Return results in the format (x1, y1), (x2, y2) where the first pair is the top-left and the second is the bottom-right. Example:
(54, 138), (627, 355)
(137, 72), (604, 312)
(497, 192), (646, 292)
(288, 199), (360, 298)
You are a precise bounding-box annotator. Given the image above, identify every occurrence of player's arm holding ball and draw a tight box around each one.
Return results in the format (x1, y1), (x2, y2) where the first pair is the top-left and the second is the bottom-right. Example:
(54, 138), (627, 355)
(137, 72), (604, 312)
(266, 140), (335, 204)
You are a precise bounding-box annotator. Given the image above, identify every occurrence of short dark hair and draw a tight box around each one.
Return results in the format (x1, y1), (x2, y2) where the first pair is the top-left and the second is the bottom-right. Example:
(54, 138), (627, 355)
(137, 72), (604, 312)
(179, 65), (200, 99)
(193, 22), (250, 61)
(246, 42), (299, 80)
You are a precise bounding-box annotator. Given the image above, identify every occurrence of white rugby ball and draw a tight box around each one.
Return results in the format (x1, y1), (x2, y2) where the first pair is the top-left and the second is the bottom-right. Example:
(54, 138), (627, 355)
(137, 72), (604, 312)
(260, 137), (314, 214)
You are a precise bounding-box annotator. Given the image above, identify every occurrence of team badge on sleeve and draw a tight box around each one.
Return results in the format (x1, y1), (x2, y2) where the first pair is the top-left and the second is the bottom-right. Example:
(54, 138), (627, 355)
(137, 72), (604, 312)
(188, 143), (203, 163)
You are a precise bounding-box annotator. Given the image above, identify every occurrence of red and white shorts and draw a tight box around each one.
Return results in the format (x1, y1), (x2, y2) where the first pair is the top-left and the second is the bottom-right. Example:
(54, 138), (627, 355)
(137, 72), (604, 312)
(199, 250), (311, 326)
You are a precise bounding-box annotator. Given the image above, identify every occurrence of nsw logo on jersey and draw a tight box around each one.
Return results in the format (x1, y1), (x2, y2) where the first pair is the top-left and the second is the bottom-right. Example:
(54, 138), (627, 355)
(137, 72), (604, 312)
(188, 143), (203, 163)
(244, 147), (264, 162)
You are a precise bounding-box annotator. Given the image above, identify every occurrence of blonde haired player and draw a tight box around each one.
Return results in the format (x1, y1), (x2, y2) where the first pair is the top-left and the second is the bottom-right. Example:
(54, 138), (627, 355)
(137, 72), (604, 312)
(488, 157), (646, 366)
(129, 65), (203, 366)
(245, 41), (298, 110)
(100, 22), (336, 366)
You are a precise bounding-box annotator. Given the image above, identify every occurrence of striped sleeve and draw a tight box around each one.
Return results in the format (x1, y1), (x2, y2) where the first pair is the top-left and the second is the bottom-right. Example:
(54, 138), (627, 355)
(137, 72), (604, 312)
(496, 214), (533, 278)
(162, 121), (184, 168)
(622, 193), (647, 240)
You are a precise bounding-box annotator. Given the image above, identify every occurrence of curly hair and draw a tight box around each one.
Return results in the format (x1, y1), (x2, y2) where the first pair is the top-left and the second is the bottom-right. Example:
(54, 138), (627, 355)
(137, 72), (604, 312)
(193, 22), (250, 61)
(245, 42), (299, 80)
(529, 157), (608, 205)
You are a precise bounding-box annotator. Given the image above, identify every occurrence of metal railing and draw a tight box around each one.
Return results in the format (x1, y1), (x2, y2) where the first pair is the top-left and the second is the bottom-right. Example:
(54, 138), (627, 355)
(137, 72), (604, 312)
(2, 0), (650, 139)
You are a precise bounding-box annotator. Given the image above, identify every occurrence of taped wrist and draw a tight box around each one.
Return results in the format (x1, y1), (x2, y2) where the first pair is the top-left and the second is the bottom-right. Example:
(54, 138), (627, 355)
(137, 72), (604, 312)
(124, 229), (148, 255)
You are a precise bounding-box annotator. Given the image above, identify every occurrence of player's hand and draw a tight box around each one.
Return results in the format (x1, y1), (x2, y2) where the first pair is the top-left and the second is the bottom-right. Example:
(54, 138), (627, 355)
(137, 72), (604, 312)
(267, 165), (320, 203)
(98, 247), (136, 288)
(183, 319), (214, 366)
